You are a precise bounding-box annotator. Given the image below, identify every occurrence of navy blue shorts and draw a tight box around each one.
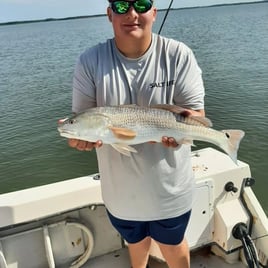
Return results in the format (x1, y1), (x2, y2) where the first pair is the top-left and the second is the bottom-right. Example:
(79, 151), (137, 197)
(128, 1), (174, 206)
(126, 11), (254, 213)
(106, 210), (191, 245)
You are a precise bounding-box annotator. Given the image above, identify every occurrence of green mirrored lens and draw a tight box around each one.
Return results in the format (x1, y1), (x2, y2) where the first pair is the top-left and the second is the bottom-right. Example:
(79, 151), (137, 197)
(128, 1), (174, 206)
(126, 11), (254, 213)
(133, 0), (152, 13)
(113, 1), (130, 14)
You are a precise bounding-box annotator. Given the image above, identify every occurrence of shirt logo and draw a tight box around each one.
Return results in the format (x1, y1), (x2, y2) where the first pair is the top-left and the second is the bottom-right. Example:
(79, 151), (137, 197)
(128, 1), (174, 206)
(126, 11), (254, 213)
(149, 80), (175, 89)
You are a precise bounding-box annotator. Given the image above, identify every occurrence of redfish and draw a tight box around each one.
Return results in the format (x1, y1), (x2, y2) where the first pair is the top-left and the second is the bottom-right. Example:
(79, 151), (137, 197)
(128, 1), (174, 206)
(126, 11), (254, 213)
(58, 105), (244, 164)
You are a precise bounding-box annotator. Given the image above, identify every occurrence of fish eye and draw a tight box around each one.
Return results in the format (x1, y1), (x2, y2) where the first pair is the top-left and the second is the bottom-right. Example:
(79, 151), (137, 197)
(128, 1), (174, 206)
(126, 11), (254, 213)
(69, 119), (75, 124)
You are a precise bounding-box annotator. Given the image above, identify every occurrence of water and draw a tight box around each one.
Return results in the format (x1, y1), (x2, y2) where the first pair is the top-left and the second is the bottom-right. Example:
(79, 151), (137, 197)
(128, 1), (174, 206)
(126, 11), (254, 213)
(0, 3), (267, 213)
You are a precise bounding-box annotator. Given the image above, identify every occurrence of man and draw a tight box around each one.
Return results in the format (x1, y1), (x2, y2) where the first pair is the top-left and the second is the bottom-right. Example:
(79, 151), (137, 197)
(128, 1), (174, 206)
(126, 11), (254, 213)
(68, 0), (205, 267)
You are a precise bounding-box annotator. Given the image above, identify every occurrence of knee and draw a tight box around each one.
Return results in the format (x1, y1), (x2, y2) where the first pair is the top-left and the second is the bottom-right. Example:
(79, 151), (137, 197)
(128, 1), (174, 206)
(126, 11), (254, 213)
(158, 238), (189, 255)
(157, 239), (190, 268)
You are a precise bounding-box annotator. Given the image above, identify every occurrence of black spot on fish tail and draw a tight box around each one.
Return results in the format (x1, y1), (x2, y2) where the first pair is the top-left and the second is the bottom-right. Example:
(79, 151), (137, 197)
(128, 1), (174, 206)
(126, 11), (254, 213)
(221, 130), (245, 164)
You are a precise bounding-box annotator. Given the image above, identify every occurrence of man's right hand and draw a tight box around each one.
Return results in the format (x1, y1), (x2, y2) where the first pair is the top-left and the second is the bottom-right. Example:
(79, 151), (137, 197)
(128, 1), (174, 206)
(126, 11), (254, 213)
(68, 139), (103, 151)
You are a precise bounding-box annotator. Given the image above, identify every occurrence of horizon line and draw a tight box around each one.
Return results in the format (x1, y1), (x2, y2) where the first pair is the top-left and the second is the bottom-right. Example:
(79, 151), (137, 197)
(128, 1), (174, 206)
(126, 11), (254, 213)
(0, 0), (267, 26)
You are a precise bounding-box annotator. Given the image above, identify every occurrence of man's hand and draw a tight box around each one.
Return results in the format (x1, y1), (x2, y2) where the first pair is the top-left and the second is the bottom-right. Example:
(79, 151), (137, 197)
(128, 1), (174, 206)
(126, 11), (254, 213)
(68, 139), (103, 151)
(160, 109), (204, 148)
(159, 109), (204, 148)
(161, 136), (179, 148)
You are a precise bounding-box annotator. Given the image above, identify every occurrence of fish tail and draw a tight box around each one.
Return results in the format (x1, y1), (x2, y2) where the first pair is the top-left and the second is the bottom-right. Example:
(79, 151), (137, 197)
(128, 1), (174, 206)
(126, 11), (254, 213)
(221, 130), (245, 164)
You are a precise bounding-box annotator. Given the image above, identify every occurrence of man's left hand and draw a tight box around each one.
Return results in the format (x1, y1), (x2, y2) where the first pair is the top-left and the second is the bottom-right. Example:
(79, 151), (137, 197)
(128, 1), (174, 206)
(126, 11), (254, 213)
(162, 136), (179, 148)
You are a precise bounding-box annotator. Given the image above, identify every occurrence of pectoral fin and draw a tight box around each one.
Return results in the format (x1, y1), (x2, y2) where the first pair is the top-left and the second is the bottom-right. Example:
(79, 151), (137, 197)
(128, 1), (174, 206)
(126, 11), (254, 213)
(177, 138), (195, 146)
(109, 127), (137, 140)
(111, 144), (137, 156)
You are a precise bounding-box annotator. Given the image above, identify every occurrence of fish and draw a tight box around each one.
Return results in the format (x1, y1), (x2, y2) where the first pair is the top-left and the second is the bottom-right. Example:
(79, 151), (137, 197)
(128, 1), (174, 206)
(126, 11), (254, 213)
(57, 104), (245, 164)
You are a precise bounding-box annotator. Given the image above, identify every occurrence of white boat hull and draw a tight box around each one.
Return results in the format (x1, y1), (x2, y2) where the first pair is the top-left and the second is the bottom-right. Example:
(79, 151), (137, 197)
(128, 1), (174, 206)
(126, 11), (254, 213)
(0, 148), (267, 267)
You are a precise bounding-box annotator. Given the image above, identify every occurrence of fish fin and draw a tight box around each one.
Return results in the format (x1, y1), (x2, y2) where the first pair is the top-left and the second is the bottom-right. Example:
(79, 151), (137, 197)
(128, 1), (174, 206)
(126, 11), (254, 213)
(150, 104), (213, 127)
(109, 127), (137, 140)
(150, 104), (187, 114)
(111, 144), (137, 156)
(221, 130), (245, 164)
(182, 116), (213, 128)
(177, 138), (195, 146)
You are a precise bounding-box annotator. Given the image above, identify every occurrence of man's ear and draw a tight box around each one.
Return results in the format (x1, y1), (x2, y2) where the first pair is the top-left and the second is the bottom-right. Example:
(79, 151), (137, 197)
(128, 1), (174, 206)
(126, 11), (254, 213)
(107, 7), (113, 22)
(152, 7), (157, 22)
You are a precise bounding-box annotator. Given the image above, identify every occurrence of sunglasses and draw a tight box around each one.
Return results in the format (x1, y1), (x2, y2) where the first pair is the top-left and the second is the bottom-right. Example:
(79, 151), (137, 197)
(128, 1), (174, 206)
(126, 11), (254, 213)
(110, 0), (153, 15)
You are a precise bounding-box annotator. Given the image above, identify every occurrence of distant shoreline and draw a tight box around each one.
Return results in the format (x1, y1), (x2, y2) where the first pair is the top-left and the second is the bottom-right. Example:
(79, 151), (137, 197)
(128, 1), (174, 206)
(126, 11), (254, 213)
(0, 1), (267, 26)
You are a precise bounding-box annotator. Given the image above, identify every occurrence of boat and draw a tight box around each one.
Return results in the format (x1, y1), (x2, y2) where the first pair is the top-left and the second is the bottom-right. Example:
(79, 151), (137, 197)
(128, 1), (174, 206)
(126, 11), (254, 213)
(0, 147), (267, 268)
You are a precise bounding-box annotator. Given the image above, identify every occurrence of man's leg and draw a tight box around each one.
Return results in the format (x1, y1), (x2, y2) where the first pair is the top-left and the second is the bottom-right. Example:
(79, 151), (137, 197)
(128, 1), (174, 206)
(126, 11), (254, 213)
(106, 210), (150, 268)
(128, 236), (151, 268)
(149, 211), (191, 268)
(157, 238), (190, 268)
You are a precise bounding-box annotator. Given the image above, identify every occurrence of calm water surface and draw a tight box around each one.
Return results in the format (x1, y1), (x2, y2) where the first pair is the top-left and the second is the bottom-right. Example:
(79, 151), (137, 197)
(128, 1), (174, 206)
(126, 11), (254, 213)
(0, 3), (267, 213)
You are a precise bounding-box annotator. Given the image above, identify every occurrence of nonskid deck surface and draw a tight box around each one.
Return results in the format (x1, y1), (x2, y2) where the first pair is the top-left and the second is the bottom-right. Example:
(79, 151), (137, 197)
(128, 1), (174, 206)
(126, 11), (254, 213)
(84, 248), (246, 268)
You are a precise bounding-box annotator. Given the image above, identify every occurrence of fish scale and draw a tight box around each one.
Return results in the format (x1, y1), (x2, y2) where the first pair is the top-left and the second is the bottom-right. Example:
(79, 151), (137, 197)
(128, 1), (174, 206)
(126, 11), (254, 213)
(101, 107), (178, 129)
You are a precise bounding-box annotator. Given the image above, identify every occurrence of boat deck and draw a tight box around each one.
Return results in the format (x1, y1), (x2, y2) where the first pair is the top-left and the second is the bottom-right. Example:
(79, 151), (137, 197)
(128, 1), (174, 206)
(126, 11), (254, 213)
(84, 247), (246, 268)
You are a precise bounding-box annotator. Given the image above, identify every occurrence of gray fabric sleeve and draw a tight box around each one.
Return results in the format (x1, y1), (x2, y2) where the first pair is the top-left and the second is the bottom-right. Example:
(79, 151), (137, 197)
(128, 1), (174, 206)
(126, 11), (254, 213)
(173, 45), (205, 110)
(72, 52), (96, 113)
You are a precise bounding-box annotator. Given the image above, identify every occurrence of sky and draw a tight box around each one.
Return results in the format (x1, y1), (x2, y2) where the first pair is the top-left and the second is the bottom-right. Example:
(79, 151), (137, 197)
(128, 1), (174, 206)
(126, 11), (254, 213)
(0, 0), (260, 23)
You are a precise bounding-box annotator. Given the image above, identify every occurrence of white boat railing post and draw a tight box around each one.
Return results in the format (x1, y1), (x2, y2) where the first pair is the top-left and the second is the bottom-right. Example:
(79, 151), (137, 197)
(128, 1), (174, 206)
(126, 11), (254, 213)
(43, 225), (56, 268)
(0, 241), (8, 268)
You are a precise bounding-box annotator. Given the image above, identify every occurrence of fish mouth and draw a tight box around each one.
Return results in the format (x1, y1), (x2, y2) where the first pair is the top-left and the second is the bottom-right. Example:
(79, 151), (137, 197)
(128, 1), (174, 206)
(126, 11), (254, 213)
(58, 118), (69, 124)
(57, 128), (77, 138)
